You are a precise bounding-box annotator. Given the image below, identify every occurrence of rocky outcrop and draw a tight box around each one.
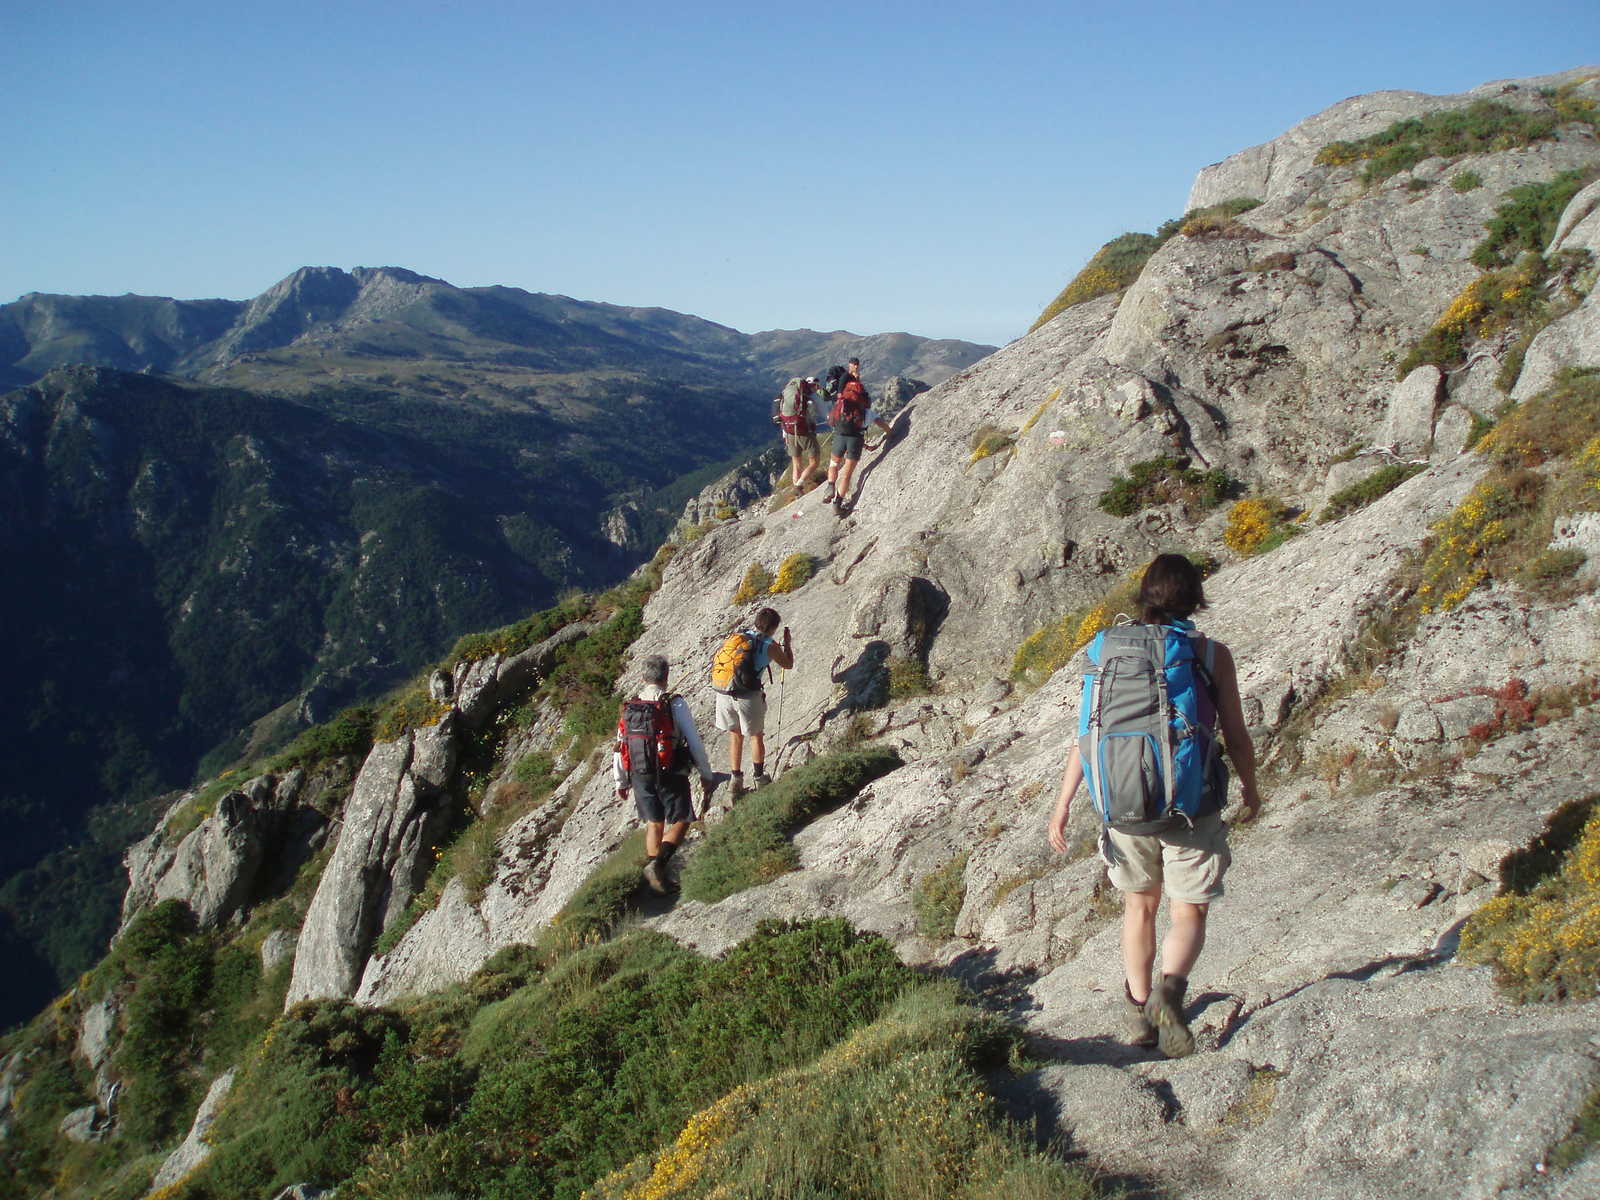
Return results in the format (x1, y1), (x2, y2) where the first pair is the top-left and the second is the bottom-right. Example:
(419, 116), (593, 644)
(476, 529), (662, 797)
(285, 720), (459, 1006)
(121, 763), (349, 934)
(145, 1070), (235, 1194)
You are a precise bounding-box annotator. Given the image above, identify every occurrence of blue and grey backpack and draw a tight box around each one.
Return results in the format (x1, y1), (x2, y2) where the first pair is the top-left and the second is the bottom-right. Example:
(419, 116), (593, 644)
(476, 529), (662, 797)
(1078, 622), (1228, 833)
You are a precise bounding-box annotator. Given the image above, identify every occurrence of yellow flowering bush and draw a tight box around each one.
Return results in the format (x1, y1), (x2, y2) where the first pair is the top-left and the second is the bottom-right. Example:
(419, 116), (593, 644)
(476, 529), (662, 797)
(1224, 497), (1298, 556)
(1461, 800), (1600, 1002)
(1415, 477), (1532, 612)
(769, 553), (815, 594)
(731, 561), (773, 605)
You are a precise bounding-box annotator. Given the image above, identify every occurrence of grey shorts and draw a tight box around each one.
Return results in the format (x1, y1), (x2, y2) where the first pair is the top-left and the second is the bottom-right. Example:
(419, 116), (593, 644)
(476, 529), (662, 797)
(714, 690), (767, 735)
(785, 432), (820, 460)
(1102, 811), (1231, 903)
(633, 772), (693, 825)
(831, 431), (865, 461)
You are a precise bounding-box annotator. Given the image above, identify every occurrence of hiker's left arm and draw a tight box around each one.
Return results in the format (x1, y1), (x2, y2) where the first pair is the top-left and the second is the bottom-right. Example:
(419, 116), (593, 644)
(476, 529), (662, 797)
(1047, 746), (1083, 853)
(1211, 644), (1261, 820)
(670, 697), (716, 782)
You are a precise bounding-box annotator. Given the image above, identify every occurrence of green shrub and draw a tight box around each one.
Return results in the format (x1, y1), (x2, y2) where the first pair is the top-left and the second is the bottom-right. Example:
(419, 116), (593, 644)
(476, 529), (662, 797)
(913, 852), (970, 939)
(1450, 169), (1484, 192)
(1319, 463), (1427, 523)
(1099, 456), (1234, 517)
(1314, 100), (1571, 184)
(1473, 169), (1600, 268)
(269, 705), (375, 772)
(1396, 253), (1557, 379)
(588, 985), (1091, 1200)
(681, 747), (904, 903)
(886, 656), (932, 699)
(1177, 197), (1264, 238)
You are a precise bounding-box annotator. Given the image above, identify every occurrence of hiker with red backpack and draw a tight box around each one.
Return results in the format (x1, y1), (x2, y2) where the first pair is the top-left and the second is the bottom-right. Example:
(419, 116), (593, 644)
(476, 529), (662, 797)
(710, 606), (794, 800)
(821, 358), (891, 515)
(613, 654), (723, 892)
(1045, 554), (1261, 1058)
(774, 376), (828, 493)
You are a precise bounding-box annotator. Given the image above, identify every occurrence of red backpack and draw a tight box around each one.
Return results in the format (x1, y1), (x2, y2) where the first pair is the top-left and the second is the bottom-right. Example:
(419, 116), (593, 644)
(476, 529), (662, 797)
(617, 696), (682, 783)
(830, 380), (869, 433)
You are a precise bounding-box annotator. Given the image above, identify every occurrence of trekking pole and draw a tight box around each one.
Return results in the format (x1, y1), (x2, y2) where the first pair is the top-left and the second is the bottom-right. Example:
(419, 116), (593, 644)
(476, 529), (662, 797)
(778, 667), (786, 734)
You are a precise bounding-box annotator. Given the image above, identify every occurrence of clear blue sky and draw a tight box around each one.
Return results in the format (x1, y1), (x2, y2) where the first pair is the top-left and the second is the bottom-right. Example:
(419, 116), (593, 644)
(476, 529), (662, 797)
(4, 1), (1596, 346)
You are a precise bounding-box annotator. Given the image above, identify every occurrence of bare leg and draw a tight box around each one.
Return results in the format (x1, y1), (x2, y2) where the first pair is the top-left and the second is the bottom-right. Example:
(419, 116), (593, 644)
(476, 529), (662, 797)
(1122, 887), (1161, 1002)
(644, 820), (664, 858)
(836, 458), (859, 501)
(727, 729), (744, 773)
(1161, 900), (1210, 979)
(662, 820), (688, 849)
(750, 733), (766, 776)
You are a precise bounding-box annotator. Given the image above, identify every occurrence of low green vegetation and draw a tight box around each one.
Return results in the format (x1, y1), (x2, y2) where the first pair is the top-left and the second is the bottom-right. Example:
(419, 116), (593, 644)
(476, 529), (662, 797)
(887, 655), (934, 699)
(913, 851), (971, 939)
(1460, 795), (1600, 1002)
(770, 552), (816, 594)
(681, 747), (904, 904)
(1012, 572), (1144, 685)
(1472, 168), (1600, 269)
(1098, 456), (1234, 518)
(1416, 368), (1600, 612)
(1450, 169), (1483, 192)
(1030, 198), (1262, 329)
(732, 561), (774, 605)
(1314, 99), (1590, 184)
(1319, 463), (1428, 523)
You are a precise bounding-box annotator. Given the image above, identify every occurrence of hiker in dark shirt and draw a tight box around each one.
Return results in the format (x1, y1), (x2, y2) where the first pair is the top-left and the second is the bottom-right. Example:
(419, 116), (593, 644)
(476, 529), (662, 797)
(1046, 554), (1261, 1057)
(820, 358), (891, 514)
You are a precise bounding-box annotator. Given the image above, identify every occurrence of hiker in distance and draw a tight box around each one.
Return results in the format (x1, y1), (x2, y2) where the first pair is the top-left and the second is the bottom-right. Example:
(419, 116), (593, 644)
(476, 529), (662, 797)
(1046, 553), (1261, 1058)
(774, 375), (828, 494)
(820, 357), (892, 515)
(710, 606), (794, 800)
(613, 654), (723, 893)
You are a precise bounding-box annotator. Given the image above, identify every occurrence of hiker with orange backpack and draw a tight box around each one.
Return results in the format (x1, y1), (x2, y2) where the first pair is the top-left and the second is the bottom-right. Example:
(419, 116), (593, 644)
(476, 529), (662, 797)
(710, 607), (794, 800)
(774, 376), (828, 493)
(820, 358), (891, 515)
(613, 654), (723, 892)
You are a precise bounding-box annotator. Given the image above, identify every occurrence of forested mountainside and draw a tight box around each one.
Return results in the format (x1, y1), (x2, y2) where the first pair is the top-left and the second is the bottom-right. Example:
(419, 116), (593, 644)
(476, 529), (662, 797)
(3, 67), (1600, 1200)
(0, 271), (991, 1026)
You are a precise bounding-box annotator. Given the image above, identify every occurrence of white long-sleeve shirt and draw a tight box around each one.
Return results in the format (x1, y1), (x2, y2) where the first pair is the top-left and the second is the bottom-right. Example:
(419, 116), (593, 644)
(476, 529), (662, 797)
(611, 683), (715, 792)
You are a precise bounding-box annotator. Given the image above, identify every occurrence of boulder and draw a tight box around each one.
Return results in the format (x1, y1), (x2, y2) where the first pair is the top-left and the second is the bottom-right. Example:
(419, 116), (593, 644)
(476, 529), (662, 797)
(147, 1070), (235, 1192)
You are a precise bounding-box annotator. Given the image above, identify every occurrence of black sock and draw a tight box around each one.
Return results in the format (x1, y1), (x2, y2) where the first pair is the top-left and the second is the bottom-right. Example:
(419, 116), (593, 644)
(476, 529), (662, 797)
(753, 762), (767, 779)
(657, 842), (678, 866)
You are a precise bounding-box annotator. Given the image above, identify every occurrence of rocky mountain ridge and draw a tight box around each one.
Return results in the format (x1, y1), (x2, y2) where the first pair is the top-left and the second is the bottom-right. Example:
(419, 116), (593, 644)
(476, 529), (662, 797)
(5, 66), (1600, 1199)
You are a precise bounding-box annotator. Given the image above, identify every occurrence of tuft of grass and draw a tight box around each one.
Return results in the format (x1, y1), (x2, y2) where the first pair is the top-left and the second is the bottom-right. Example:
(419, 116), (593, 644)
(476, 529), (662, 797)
(886, 656), (933, 699)
(1450, 169), (1483, 192)
(1319, 463), (1427, 523)
(680, 747), (903, 904)
(913, 851), (971, 940)
(732, 561), (774, 606)
(969, 424), (1017, 464)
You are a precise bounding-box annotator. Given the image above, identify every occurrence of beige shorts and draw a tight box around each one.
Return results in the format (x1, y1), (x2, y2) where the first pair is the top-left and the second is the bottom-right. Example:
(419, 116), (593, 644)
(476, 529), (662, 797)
(784, 432), (821, 460)
(1102, 811), (1231, 903)
(714, 690), (767, 735)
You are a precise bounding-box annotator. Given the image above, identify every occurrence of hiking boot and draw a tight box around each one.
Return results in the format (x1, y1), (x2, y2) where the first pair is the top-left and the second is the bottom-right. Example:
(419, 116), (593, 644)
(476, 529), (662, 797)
(820, 482), (836, 503)
(728, 770), (744, 800)
(1145, 974), (1195, 1059)
(750, 766), (768, 789)
(642, 858), (667, 894)
(1121, 983), (1158, 1049)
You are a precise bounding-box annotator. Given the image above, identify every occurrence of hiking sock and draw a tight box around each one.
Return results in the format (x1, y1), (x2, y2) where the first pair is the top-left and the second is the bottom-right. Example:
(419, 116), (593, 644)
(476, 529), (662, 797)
(1146, 974), (1195, 1059)
(752, 763), (767, 786)
(656, 841), (678, 866)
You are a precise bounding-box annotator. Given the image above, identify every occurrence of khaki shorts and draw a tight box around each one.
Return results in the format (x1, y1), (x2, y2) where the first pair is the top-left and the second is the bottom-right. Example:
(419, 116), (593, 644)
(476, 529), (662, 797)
(714, 690), (767, 735)
(1102, 811), (1231, 903)
(785, 432), (821, 460)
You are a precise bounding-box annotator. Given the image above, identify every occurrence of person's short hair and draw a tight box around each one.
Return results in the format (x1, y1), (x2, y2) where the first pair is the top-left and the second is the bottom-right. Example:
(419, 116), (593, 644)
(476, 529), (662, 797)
(1138, 554), (1207, 624)
(641, 654), (669, 685)
(753, 607), (780, 634)
(847, 357), (860, 368)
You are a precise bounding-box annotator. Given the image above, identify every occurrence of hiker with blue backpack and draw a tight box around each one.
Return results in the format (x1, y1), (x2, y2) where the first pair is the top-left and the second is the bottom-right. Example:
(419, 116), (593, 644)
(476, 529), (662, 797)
(1046, 554), (1261, 1058)
(613, 655), (723, 893)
